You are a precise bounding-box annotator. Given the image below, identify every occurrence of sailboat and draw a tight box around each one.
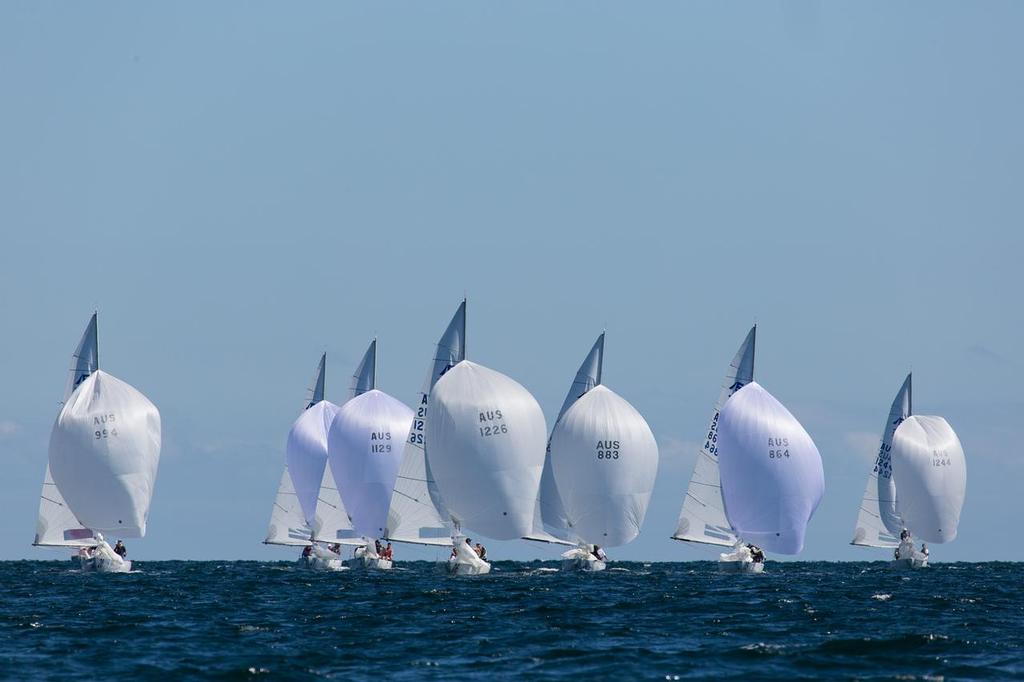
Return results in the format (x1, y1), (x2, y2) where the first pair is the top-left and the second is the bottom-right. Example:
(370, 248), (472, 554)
(383, 301), (467, 564)
(536, 334), (659, 571)
(35, 313), (162, 573)
(716, 378), (825, 572)
(672, 327), (756, 563)
(265, 354), (354, 571)
(328, 340), (412, 570)
(426, 312), (548, 576)
(851, 374), (966, 568)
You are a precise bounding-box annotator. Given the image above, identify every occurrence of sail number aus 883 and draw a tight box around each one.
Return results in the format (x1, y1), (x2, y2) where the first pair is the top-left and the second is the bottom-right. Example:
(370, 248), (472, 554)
(597, 440), (620, 460)
(768, 436), (789, 459)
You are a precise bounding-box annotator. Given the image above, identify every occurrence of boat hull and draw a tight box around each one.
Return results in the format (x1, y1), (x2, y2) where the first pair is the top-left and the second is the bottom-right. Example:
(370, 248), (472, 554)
(561, 556), (606, 572)
(297, 556), (348, 571)
(446, 558), (491, 576)
(347, 555), (393, 571)
(78, 555), (132, 573)
(718, 559), (764, 574)
(891, 556), (928, 569)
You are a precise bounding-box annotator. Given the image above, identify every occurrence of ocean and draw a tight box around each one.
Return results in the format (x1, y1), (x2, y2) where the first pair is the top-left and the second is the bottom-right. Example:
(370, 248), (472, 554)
(2, 560), (1020, 680)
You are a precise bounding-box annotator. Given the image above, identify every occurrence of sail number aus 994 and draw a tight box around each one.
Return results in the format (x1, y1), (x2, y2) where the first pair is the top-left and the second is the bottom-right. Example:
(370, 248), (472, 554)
(94, 413), (118, 439)
(768, 437), (789, 459)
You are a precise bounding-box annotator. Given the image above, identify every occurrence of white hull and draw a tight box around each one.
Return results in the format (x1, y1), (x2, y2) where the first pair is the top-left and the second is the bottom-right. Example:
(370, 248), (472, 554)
(348, 555), (393, 571)
(891, 556), (928, 570)
(561, 556), (606, 572)
(446, 558), (491, 576)
(297, 556), (348, 571)
(718, 559), (764, 574)
(78, 555), (132, 573)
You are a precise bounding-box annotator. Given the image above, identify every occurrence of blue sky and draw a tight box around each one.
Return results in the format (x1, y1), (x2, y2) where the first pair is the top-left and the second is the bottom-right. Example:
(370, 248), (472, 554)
(1, 2), (1020, 561)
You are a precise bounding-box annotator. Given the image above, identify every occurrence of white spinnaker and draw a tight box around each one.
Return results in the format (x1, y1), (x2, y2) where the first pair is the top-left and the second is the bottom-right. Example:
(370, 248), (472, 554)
(329, 389), (413, 539)
(265, 468), (315, 545)
(427, 360), (547, 540)
(891, 415), (966, 544)
(851, 374), (912, 548)
(285, 400), (339, 528)
(350, 340), (377, 400)
(673, 326), (756, 547)
(717, 382), (824, 555)
(549, 385), (658, 547)
(385, 301), (464, 546)
(63, 313), (99, 403)
(34, 465), (95, 547)
(48, 370), (162, 538)
(529, 334), (604, 544)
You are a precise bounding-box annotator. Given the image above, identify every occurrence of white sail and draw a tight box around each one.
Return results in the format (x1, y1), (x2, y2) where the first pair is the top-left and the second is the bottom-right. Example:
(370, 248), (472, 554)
(63, 313), (99, 403)
(673, 326), (755, 546)
(48, 370), (162, 538)
(314, 462), (360, 544)
(384, 301), (464, 546)
(851, 374), (911, 548)
(265, 464), (359, 545)
(717, 382), (824, 555)
(34, 465), (96, 547)
(891, 415), (966, 544)
(329, 389), (413, 539)
(427, 360), (547, 541)
(549, 385), (658, 547)
(265, 468), (315, 545)
(528, 334), (604, 544)
(305, 353), (326, 410)
(349, 340), (377, 400)
(284, 399), (339, 528)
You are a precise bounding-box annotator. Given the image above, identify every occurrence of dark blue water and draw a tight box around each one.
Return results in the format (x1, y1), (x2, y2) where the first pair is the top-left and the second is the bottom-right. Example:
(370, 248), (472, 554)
(2, 561), (1021, 680)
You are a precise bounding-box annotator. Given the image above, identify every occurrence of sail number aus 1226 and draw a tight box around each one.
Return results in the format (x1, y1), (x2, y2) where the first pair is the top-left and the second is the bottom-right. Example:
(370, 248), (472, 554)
(478, 410), (507, 438)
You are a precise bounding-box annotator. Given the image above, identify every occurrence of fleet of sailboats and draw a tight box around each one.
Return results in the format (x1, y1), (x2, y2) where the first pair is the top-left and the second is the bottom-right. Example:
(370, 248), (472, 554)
(33, 310), (971, 573)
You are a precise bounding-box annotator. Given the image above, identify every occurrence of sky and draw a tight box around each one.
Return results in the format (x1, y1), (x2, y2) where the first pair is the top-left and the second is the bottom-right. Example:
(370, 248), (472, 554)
(1, 2), (1021, 562)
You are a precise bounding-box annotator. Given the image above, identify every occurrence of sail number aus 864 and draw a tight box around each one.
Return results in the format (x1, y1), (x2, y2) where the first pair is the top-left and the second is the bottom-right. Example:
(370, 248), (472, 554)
(597, 440), (620, 460)
(768, 436), (789, 459)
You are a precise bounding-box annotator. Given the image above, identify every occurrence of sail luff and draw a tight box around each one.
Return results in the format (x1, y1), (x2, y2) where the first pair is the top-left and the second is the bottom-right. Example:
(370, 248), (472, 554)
(672, 326), (755, 546)
(63, 313), (99, 402)
(349, 340), (377, 399)
(850, 373), (912, 547)
(384, 302), (465, 545)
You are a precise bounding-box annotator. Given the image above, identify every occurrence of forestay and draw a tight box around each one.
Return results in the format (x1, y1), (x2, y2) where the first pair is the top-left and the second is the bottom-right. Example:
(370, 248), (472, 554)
(549, 385), (658, 547)
(427, 360), (547, 540)
(717, 382), (824, 555)
(48, 370), (162, 538)
(673, 326), (755, 547)
(329, 389), (413, 539)
(530, 333), (604, 544)
(851, 374), (911, 548)
(891, 415), (966, 544)
(285, 400), (339, 528)
(384, 302), (464, 546)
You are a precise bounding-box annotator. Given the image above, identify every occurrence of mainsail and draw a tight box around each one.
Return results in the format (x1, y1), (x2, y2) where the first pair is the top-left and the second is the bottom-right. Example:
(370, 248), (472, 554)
(384, 301), (464, 546)
(35, 314), (100, 547)
(265, 464), (359, 546)
(528, 333), (605, 544)
(891, 415), (966, 544)
(427, 360), (547, 541)
(672, 326), (755, 547)
(851, 374), (912, 548)
(48, 370), (162, 538)
(349, 340), (377, 400)
(549, 385), (659, 547)
(716, 382), (824, 555)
